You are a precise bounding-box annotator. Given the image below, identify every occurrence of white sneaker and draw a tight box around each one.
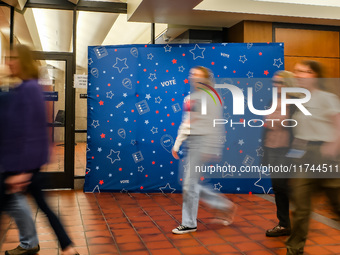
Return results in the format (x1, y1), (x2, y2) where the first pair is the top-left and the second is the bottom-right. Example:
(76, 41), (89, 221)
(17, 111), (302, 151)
(172, 225), (197, 234)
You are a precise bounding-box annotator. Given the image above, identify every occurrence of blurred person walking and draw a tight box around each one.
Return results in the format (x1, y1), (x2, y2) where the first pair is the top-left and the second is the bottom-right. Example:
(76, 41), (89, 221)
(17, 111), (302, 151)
(0, 63), (40, 254)
(0, 45), (79, 255)
(171, 66), (236, 234)
(263, 70), (296, 237)
(286, 60), (340, 255)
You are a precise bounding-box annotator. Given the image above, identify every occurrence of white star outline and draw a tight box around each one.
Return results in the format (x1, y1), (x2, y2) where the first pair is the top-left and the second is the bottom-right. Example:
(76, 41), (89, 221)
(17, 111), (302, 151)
(189, 44), (205, 60)
(151, 126), (158, 134)
(148, 73), (157, 81)
(178, 66), (185, 72)
(214, 183), (223, 191)
(147, 53), (154, 60)
(112, 57), (129, 73)
(273, 58), (283, 68)
(107, 149), (121, 164)
(164, 44), (172, 52)
(91, 120), (99, 128)
(254, 172), (273, 194)
(159, 183), (176, 194)
(106, 91), (114, 99)
(256, 147), (264, 157)
(239, 55), (247, 63)
(155, 96), (162, 104)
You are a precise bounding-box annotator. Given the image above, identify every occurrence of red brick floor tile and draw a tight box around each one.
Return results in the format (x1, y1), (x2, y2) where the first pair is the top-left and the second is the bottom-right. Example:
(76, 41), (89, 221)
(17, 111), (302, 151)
(145, 240), (174, 249)
(87, 237), (115, 245)
(225, 235), (251, 243)
(139, 233), (168, 242)
(172, 238), (201, 247)
(88, 244), (119, 254)
(149, 248), (182, 255)
(115, 234), (141, 244)
(273, 248), (287, 255)
(304, 245), (335, 255)
(324, 245), (340, 254)
(234, 241), (265, 252)
(117, 242), (146, 251)
(179, 246), (212, 255)
(197, 236), (226, 245)
(36, 249), (59, 255)
(120, 251), (150, 255)
(206, 244), (240, 253)
(309, 235), (338, 245)
(244, 250), (275, 255)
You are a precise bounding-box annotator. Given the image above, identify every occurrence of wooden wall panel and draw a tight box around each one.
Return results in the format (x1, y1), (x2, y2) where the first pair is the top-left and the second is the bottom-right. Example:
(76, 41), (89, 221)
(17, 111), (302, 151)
(276, 28), (339, 58)
(244, 21), (272, 43)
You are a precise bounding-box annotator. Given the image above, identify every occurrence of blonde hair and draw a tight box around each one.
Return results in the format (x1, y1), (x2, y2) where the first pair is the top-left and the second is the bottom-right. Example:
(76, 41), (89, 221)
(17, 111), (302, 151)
(13, 44), (39, 79)
(273, 70), (300, 98)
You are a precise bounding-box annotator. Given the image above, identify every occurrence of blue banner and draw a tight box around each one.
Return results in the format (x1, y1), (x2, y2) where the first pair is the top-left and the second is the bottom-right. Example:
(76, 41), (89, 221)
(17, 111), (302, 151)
(85, 43), (284, 193)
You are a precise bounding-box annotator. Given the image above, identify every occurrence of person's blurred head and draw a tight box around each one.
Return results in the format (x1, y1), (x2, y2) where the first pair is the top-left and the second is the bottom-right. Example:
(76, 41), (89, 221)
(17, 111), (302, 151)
(272, 70), (295, 92)
(7, 44), (39, 80)
(293, 60), (324, 90)
(189, 66), (213, 90)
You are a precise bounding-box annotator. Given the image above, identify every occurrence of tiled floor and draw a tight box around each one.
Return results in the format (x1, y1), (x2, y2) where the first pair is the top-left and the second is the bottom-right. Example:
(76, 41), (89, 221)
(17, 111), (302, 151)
(1, 191), (339, 255)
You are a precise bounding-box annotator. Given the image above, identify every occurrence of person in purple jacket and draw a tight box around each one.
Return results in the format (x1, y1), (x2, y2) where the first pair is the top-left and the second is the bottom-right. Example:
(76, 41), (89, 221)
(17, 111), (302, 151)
(0, 45), (78, 255)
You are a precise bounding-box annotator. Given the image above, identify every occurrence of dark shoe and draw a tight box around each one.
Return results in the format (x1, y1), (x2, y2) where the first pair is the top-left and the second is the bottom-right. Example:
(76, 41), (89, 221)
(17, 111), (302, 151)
(5, 245), (40, 255)
(266, 224), (291, 237)
(172, 224), (197, 234)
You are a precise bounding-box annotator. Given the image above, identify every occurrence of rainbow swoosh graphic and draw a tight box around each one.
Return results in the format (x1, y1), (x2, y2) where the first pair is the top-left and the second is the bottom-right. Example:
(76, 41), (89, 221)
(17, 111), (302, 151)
(197, 82), (223, 106)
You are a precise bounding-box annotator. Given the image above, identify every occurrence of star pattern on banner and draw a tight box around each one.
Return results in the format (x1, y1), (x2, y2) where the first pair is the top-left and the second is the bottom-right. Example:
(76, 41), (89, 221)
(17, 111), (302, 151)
(148, 73), (157, 81)
(147, 53), (154, 60)
(106, 91), (114, 99)
(239, 55), (247, 63)
(150, 127), (158, 134)
(178, 66), (185, 72)
(273, 58), (283, 68)
(85, 43), (284, 194)
(91, 120), (99, 128)
(164, 44), (172, 52)
(254, 173), (272, 194)
(256, 147), (264, 157)
(107, 149), (121, 164)
(214, 183), (223, 191)
(190, 44), (205, 60)
(155, 96), (162, 104)
(112, 57), (128, 73)
(159, 183), (176, 194)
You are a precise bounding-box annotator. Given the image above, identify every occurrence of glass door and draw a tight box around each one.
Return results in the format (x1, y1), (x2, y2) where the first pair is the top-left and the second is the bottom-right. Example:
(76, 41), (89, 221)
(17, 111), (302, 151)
(35, 52), (75, 189)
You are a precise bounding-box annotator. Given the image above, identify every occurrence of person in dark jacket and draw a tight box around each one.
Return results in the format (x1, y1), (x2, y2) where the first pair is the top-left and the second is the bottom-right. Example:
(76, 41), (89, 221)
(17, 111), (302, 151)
(0, 45), (78, 255)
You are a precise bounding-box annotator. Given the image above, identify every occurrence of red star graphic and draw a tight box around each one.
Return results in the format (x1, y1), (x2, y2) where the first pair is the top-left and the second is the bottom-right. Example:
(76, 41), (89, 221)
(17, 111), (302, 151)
(259, 52), (262, 56)
(100, 133), (105, 138)
(184, 79), (189, 84)
(264, 70), (269, 76)
(99, 100), (104, 105)
(99, 180), (104, 185)
(172, 59), (177, 64)
(240, 118), (244, 123)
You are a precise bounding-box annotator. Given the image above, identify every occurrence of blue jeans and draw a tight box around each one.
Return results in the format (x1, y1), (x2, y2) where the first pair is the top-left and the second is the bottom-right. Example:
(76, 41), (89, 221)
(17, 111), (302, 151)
(181, 136), (233, 228)
(5, 193), (39, 249)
